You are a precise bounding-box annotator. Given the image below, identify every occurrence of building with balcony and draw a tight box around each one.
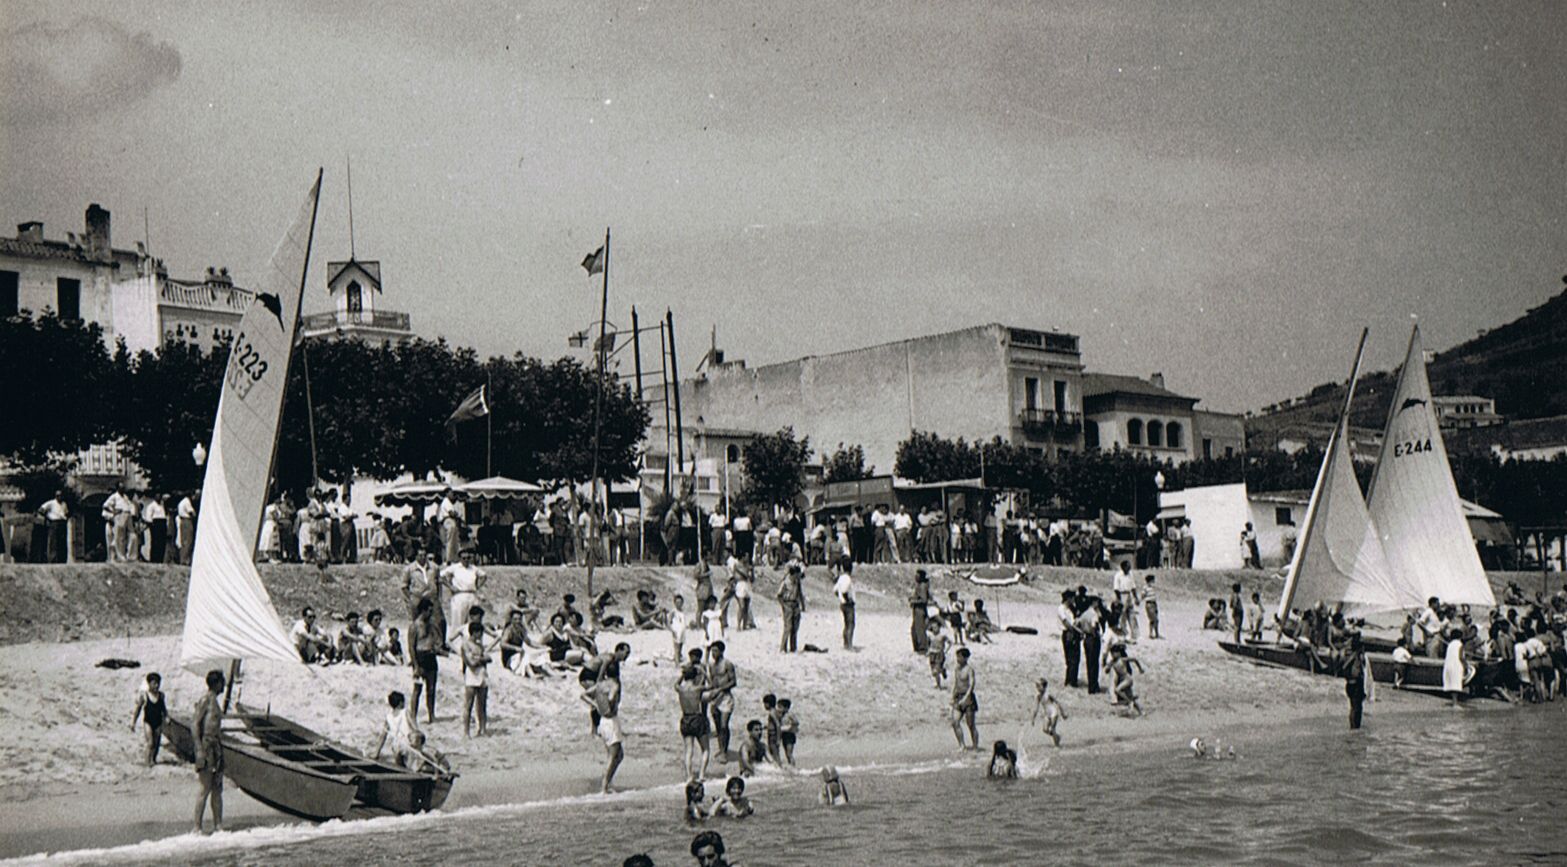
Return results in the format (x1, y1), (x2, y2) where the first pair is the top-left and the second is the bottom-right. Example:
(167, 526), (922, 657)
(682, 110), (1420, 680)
(677, 324), (1087, 474)
(300, 258), (414, 344)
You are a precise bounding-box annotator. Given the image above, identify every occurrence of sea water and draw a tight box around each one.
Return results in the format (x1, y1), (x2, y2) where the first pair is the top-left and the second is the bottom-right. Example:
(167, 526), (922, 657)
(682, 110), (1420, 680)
(20, 707), (1566, 866)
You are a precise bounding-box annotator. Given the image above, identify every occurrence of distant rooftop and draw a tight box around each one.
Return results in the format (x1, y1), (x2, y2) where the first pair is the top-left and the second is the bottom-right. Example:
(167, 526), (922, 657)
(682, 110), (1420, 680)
(1081, 372), (1194, 402)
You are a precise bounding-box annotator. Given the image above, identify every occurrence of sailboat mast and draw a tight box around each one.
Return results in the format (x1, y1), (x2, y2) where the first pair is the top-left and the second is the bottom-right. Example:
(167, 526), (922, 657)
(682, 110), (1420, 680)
(1362, 324), (1418, 506)
(1275, 327), (1369, 621)
(226, 168), (324, 712)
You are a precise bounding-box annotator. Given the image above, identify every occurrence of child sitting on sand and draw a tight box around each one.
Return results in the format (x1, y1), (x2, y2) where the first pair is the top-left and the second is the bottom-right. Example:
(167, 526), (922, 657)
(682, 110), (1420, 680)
(927, 619), (951, 688)
(381, 625), (407, 666)
(987, 740), (1019, 779)
(709, 776), (754, 818)
(777, 698), (799, 766)
(819, 766), (851, 806)
(685, 780), (709, 823)
(966, 600), (999, 644)
(1030, 678), (1068, 747)
(738, 720), (768, 777)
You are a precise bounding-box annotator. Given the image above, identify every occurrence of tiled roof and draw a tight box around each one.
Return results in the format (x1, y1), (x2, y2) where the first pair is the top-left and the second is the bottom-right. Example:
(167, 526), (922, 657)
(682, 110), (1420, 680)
(327, 259), (382, 289)
(1081, 372), (1195, 402)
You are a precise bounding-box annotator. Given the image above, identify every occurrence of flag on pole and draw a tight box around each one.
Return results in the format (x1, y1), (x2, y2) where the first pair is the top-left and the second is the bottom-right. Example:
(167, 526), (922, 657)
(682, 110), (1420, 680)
(581, 245), (605, 276)
(445, 384), (489, 437)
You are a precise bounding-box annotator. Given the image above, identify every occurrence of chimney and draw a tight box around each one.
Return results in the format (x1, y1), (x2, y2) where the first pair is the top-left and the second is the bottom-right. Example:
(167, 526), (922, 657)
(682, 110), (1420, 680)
(16, 221), (44, 243)
(84, 204), (112, 260)
(1150, 372), (1166, 390)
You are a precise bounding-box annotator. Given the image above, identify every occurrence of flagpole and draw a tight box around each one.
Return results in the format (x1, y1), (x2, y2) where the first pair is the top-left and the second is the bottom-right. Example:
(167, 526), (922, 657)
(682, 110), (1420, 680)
(587, 228), (610, 613)
(485, 367), (493, 478)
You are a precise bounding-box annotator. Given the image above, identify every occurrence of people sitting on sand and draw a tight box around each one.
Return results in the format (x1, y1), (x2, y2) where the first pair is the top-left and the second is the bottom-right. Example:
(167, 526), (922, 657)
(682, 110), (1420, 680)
(337, 611), (372, 664)
(542, 613), (587, 667)
(497, 608), (552, 677)
(1203, 599), (1227, 631)
(556, 593), (585, 629)
(593, 590), (625, 629)
(506, 588), (541, 630)
(380, 625), (407, 666)
(633, 590), (665, 630)
(818, 765), (850, 806)
(290, 606), (334, 664)
(966, 600), (999, 644)
(987, 740), (1019, 779)
(709, 776), (754, 818)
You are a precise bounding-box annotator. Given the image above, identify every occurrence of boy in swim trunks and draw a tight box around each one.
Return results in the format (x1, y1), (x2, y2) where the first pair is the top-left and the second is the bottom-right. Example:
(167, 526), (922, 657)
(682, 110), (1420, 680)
(706, 641), (739, 760)
(1108, 644), (1144, 716)
(927, 619), (950, 688)
(950, 648), (979, 750)
(777, 698), (799, 766)
(1029, 678), (1068, 747)
(677, 664), (715, 781)
(192, 669), (225, 834)
(583, 675), (624, 793)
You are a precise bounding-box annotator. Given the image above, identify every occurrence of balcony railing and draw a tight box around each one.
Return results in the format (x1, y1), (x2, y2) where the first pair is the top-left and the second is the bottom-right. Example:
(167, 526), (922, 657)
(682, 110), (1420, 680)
(1019, 408), (1082, 434)
(75, 442), (132, 477)
(302, 309), (412, 332)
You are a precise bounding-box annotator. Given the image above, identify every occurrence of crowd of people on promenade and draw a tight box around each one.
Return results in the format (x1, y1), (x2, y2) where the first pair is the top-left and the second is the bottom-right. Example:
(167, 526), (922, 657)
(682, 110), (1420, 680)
(11, 485), (201, 565)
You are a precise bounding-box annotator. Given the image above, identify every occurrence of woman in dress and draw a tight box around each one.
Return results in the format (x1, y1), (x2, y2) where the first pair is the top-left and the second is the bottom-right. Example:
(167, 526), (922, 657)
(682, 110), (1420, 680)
(1442, 629), (1466, 708)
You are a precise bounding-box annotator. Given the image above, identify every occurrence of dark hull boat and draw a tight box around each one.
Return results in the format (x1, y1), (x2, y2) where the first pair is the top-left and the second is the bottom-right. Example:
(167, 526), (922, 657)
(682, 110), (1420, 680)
(1218, 640), (1509, 695)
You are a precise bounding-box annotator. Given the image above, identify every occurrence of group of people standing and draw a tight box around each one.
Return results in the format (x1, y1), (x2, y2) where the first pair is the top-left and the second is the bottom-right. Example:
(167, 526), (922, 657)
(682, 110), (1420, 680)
(16, 486), (198, 565)
(258, 487), (358, 565)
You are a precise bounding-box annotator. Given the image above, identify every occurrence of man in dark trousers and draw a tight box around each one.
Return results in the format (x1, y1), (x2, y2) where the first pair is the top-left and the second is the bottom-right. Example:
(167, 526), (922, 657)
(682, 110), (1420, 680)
(909, 570), (932, 653)
(1076, 595), (1104, 694)
(1058, 589), (1082, 687)
(1342, 633), (1368, 729)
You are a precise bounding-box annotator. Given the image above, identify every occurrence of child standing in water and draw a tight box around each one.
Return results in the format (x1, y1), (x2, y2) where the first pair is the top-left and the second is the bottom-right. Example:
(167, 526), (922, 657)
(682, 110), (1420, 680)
(762, 694), (782, 764)
(1029, 678), (1068, 747)
(130, 672), (167, 767)
(684, 780), (708, 823)
(777, 698), (799, 766)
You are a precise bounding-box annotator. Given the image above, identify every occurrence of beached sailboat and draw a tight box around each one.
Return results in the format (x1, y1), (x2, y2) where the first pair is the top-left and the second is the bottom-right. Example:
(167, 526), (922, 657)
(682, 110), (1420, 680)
(162, 172), (455, 819)
(1219, 329), (1503, 693)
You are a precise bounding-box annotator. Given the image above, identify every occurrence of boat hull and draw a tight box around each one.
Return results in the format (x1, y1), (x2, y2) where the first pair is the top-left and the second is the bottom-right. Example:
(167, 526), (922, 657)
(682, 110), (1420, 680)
(1218, 641), (1508, 695)
(163, 715), (361, 821)
(234, 705), (457, 814)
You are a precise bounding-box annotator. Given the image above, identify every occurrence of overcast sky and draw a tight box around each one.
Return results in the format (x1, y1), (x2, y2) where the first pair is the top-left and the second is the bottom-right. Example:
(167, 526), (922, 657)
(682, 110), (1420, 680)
(4, 1), (1563, 412)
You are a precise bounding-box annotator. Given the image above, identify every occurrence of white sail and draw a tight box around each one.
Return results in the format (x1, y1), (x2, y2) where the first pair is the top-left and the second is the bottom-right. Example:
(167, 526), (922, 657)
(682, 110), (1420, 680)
(1366, 325), (1495, 608)
(1279, 418), (1413, 617)
(1276, 331), (1412, 618)
(180, 175), (322, 673)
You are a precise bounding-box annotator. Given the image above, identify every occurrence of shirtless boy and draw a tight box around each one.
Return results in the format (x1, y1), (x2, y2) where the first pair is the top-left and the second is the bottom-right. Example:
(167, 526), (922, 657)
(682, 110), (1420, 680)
(583, 675), (624, 793)
(677, 665), (716, 781)
(949, 648), (979, 750)
(1030, 678), (1068, 747)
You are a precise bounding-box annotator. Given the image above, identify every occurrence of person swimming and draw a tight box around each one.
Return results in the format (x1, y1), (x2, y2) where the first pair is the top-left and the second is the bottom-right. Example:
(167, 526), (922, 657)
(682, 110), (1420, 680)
(685, 779), (709, 823)
(709, 776), (753, 818)
(818, 765), (850, 806)
(987, 740), (1019, 779)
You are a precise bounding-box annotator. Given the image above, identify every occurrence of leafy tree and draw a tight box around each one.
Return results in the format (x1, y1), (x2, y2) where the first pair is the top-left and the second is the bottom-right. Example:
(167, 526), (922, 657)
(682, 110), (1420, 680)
(0, 312), (121, 464)
(741, 427), (811, 511)
(894, 431), (980, 482)
(115, 340), (228, 493)
(823, 442), (872, 483)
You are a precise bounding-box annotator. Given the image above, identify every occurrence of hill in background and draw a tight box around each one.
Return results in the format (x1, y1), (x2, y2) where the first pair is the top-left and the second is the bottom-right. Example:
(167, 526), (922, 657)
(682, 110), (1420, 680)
(1247, 277), (1567, 444)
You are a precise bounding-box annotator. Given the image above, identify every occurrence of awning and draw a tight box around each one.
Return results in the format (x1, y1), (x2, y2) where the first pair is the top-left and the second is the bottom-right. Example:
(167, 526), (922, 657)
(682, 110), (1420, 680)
(1157, 504), (1186, 520)
(374, 479), (453, 507)
(1467, 516), (1513, 546)
(460, 476), (545, 499)
(895, 477), (986, 491)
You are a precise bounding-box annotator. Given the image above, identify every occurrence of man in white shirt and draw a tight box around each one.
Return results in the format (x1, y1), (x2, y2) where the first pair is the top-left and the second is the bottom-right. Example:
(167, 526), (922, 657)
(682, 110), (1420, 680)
(871, 506), (891, 563)
(834, 562), (857, 649)
(289, 606), (332, 663)
(39, 490), (69, 563)
(142, 495), (168, 564)
(104, 485), (139, 562)
(893, 506), (914, 564)
(1416, 597), (1445, 658)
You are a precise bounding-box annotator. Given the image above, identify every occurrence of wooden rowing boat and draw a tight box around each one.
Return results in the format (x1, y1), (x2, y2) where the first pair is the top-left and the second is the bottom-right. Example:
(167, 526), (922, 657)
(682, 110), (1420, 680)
(1218, 640), (1508, 695)
(162, 714), (361, 821)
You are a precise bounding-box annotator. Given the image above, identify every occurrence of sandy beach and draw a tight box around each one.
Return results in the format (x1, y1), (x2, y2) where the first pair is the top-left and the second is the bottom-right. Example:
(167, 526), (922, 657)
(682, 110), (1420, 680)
(0, 562), (1475, 859)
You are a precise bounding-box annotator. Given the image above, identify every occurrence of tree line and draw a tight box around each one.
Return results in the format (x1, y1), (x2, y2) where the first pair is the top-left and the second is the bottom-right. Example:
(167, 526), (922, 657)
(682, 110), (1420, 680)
(1, 311), (649, 504)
